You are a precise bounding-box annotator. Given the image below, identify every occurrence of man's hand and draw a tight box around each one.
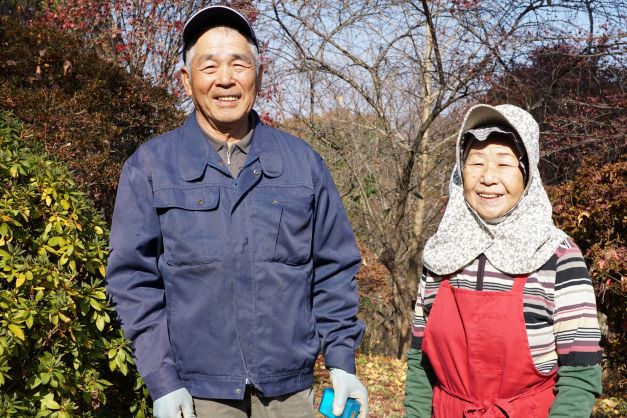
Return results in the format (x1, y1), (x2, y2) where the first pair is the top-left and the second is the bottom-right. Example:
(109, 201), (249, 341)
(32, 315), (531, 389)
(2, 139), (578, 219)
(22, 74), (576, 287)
(153, 387), (196, 418)
(330, 368), (369, 418)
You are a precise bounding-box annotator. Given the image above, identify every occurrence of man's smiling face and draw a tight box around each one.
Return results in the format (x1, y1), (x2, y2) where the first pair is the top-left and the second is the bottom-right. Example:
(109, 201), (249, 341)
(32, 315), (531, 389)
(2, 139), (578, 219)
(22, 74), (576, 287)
(182, 26), (261, 141)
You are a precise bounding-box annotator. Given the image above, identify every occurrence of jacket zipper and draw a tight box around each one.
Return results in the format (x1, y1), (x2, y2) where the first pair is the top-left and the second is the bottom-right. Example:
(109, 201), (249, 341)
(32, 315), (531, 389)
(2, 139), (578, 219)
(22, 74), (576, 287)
(477, 254), (486, 291)
(226, 144), (233, 167)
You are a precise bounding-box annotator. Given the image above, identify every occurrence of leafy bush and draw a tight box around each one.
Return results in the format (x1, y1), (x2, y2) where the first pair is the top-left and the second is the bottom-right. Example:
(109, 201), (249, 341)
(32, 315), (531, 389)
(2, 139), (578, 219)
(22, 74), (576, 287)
(0, 16), (185, 221)
(0, 112), (148, 417)
(548, 156), (626, 406)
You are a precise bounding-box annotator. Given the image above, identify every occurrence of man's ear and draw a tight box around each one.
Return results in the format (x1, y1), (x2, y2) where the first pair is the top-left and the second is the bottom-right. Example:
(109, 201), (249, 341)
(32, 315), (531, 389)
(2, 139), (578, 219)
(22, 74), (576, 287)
(181, 66), (193, 97)
(256, 65), (264, 95)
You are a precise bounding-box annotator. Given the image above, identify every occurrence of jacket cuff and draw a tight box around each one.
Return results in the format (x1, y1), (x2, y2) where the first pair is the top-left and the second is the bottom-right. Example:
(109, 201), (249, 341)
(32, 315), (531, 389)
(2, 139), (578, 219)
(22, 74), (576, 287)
(324, 348), (357, 375)
(143, 365), (185, 400)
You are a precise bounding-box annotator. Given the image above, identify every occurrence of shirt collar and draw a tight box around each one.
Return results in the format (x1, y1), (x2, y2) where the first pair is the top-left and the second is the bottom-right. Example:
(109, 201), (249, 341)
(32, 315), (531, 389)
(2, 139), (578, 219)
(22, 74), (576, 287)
(206, 116), (254, 154)
(178, 111), (282, 181)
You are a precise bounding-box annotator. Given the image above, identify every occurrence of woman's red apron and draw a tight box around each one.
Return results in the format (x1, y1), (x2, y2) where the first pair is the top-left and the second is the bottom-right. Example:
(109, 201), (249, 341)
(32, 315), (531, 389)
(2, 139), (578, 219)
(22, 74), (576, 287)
(422, 275), (557, 417)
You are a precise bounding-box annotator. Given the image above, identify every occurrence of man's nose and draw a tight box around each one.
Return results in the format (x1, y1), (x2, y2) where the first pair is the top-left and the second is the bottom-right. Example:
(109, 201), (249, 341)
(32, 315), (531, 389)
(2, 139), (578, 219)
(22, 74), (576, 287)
(215, 65), (234, 85)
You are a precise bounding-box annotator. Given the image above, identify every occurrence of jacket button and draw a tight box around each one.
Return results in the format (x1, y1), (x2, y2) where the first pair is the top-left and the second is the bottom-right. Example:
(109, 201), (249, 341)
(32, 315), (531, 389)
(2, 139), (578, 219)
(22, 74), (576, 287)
(253, 169), (261, 176)
(235, 388), (241, 394)
(197, 199), (204, 206)
(272, 200), (278, 205)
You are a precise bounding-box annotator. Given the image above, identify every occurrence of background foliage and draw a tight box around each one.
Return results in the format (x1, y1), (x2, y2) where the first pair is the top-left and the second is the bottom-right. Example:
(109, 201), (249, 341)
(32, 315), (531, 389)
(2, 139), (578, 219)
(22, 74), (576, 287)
(486, 43), (626, 183)
(548, 156), (627, 408)
(0, 112), (147, 417)
(0, 16), (184, 221)
(0, 1), (624, 416)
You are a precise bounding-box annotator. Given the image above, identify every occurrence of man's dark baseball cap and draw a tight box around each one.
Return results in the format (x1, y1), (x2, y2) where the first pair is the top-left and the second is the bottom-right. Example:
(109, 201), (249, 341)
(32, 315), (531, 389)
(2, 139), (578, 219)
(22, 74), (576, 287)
(182, 5), (259, 63)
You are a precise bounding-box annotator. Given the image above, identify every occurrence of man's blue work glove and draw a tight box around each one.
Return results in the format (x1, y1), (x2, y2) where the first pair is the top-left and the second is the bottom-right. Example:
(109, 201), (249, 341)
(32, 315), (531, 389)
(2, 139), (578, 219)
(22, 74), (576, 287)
(330, 368), (369, 418)
(152, 387), (196, 418)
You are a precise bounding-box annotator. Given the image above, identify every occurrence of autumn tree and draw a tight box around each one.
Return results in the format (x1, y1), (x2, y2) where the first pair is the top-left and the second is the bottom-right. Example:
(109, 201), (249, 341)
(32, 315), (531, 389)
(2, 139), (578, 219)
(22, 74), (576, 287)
(547, 156), (626, 403)
(34, 0), (259, 97)
(0, 16), (184, 220)
(485, 43), (626, 183)
(263, 0), (626, 357)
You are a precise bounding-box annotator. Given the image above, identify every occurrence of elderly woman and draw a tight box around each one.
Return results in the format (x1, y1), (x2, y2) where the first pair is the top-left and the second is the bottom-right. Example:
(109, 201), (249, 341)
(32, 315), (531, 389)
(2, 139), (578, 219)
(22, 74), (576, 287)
(404, 104), (603, 417)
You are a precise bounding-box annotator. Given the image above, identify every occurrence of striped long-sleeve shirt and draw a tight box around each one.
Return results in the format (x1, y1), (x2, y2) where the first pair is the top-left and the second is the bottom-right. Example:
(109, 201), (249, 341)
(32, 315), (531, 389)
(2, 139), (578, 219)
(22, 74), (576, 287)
(411, 238), (602, 372)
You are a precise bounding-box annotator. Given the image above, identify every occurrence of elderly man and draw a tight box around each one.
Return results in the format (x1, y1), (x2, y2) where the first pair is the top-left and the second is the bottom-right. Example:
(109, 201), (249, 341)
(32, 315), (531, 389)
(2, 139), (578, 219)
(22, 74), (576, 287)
(106, 5), (368, 418)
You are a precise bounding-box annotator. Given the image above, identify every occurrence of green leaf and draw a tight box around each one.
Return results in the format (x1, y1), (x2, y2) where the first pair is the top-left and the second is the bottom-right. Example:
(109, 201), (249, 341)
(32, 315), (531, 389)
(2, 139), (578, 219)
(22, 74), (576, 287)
(30, 376), (42, 388)
(41, 372), (51, 385)
(8, 323), (24, 340)
(89, 298), (102, 311)
(80, 299), (90, 315)
(96, 316), (105, 331)
(15, 272), (25, 288)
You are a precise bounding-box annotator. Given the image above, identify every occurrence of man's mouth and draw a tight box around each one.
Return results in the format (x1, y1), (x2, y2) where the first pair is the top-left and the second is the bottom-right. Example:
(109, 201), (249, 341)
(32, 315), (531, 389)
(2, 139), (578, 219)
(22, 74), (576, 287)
(216, 96), (239, 102)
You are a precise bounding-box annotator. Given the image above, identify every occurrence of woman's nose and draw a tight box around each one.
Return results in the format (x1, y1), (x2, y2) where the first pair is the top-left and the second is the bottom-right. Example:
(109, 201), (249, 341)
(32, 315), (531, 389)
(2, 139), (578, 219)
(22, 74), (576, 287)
(480, 163), (499, 184)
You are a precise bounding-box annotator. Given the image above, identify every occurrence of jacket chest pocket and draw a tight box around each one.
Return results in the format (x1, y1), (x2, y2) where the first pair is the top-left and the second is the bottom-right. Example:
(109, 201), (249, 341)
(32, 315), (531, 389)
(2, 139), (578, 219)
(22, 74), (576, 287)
(153, 187), (224, 266)
(249, 193), (314, 265)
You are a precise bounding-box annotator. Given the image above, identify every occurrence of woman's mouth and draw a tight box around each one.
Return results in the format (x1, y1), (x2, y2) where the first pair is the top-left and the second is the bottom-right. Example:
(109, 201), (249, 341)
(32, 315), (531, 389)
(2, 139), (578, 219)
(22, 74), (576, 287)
(478, 193), (503, 199)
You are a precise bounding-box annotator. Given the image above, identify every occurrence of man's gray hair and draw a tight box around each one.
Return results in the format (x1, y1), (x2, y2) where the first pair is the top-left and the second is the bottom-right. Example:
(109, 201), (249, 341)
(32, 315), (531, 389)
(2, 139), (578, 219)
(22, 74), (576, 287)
(185, 26), (260, 74)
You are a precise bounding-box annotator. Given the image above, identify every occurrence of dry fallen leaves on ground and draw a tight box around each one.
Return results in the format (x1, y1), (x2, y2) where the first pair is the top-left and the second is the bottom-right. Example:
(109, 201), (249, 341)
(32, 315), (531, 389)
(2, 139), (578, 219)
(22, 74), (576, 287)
(313, 353), (625, 418)
(314, 353), (406, 417)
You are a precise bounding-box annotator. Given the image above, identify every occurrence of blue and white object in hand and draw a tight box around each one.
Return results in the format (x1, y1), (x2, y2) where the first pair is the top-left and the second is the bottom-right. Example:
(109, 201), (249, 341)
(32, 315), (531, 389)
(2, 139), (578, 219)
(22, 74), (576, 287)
(329, 368), (369, 418)
(319, 387), (361, 418)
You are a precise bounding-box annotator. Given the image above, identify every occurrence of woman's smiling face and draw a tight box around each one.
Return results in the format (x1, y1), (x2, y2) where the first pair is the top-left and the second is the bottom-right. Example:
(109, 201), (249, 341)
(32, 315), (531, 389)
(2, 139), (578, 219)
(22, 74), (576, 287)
(462, 134), (526, 221)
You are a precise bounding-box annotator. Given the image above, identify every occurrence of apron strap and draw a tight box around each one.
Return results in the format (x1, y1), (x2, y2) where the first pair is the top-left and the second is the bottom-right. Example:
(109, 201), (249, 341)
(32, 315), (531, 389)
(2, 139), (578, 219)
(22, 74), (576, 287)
(511, 274), (527, 292)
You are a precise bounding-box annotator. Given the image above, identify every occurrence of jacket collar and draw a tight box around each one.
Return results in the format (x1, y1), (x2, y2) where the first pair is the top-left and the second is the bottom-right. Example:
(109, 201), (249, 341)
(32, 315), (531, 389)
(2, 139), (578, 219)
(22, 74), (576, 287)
(178, 111), (283, 181)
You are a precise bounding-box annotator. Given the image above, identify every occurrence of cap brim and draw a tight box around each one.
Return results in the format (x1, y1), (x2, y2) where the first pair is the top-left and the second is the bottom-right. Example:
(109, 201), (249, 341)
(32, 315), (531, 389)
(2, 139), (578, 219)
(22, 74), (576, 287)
(460, 104), (516, 134)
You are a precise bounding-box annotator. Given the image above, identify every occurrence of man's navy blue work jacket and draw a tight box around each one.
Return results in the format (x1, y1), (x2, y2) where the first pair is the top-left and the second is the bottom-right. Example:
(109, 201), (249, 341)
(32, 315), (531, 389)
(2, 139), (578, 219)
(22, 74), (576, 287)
(106, 112), (364, 401)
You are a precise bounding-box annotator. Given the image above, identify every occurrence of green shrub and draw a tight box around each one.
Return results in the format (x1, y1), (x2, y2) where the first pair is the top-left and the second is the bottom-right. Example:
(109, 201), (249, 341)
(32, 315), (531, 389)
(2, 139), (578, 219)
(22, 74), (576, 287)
(0, 112), (149, 417)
